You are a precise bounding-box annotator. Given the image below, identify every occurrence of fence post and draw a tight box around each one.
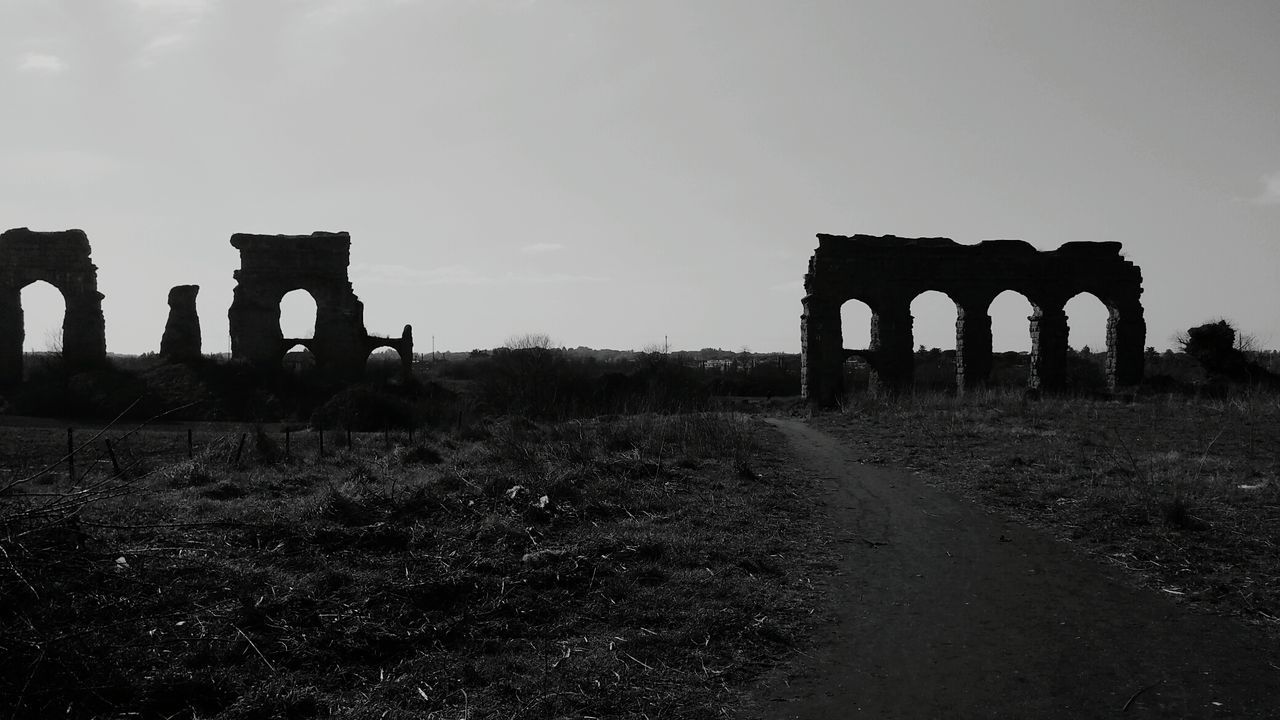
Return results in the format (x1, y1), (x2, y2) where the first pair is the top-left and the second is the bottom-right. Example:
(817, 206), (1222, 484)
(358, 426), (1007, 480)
(346, 428), (352, 449)
(233, 433), (247, 468)
(67, 427), (75, 482)
(105, 439), (121, 477)
(187, 429), (193, 459)
(284, 429), (291, 461)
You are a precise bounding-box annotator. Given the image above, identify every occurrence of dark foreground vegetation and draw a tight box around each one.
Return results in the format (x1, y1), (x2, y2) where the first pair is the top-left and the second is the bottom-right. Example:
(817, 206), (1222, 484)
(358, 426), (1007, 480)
(1, 412), (831, 718)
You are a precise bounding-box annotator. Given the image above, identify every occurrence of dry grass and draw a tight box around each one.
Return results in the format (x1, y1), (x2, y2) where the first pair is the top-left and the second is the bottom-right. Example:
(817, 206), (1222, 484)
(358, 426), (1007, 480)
(1, 413), (832, 719)
(819, 389), (1280, 632)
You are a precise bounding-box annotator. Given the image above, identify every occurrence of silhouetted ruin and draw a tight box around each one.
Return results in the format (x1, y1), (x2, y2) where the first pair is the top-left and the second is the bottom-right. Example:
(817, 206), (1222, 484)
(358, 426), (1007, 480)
(160, 284), (202, 363)
(228, 232), (412, 380)
(1182, 321), (1280, 389)
(801, 234), (1145, 405)
(0, 228), (107, 384)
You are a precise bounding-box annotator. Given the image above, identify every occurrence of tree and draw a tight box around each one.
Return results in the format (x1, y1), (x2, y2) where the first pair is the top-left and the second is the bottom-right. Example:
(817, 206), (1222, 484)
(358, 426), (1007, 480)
(503, 333), (553, 350)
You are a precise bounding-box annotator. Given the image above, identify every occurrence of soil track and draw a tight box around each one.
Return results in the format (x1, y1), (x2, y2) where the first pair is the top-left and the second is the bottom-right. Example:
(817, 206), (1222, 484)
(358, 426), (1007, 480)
(747, 418), (1280, 719)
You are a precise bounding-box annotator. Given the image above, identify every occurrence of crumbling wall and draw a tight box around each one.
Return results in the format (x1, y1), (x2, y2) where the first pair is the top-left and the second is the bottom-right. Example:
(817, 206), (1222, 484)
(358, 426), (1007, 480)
(0, 228), (107, 384)
(160, 285), (201, 363)
(228, 232), (412, 380)
(801, 234), (1145, 405)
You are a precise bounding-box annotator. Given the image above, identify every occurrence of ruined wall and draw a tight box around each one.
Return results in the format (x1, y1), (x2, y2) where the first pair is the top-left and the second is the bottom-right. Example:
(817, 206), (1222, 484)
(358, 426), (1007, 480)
(228, 232), (412, 380)
(0, 228), (107, 384)
(801, 234), (1145, 405)
(160, 284), (201, 363)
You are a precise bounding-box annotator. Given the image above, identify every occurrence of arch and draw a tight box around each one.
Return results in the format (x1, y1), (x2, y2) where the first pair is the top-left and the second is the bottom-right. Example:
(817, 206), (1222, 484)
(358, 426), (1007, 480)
(282, 342), (317, 373)
(909, 290), (958, 390)
(0, 228), (107, 384)
(839, 298), (874, 395)
(279, 288), (318, 340)
(987, 289), (1035, 388)
(20, 280), (66, 354)
(800, 235), (1145, 403)
(1063, 292), (1110, 391)
(1064, 292), (1110, 353)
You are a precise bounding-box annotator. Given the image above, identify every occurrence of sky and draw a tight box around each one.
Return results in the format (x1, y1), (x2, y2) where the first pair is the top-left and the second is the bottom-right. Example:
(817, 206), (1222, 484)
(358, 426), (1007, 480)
(3, 0), (1279, 355)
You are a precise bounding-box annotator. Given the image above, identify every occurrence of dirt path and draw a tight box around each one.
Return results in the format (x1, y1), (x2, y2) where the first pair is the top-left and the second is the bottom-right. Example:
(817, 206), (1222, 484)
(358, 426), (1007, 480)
(746, 418), (1280, 719)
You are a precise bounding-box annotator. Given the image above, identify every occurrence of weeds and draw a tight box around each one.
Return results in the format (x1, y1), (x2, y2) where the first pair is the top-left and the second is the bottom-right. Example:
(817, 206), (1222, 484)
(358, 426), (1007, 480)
(0, 412), (829, 719)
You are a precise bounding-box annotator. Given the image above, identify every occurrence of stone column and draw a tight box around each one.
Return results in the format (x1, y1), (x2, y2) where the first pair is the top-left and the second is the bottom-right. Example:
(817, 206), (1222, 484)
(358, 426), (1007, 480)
(0, 288), (23, 385)
(1029, 303), (1068, 391)
(62, 289), (107, 370)
(1108, 301), (1146, 387)
(869, 301), (914, 393)
(399, 324), (414, 381)
(161, 285), (202, 363)
(955, 302), (993, 392)
(802, 296), (843, 406)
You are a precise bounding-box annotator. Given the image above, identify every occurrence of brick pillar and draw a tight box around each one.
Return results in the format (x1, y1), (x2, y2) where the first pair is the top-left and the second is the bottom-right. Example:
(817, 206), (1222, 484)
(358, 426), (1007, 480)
(0, 287), (22, 385)
(955, 303), (993, 392)
(1109, 301), (1145, 387)
(1029, 303), (1068, 391)
(870, 302), (914, 393)
(62, 288), (107, 371)
(802, 297), (844, 406)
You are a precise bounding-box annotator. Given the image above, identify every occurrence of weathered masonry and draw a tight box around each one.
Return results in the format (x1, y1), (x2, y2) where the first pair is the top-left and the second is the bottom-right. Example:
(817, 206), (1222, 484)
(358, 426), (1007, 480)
(801, 234), (1145, 405)
(228, 232), (413, 380)
(0, 228), (107, 384)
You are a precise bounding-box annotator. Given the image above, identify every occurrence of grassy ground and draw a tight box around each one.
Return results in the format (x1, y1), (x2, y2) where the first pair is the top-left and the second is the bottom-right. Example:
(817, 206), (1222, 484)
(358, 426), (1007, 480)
(816, 390), (1280, 635)
(1, 413), (833, 719)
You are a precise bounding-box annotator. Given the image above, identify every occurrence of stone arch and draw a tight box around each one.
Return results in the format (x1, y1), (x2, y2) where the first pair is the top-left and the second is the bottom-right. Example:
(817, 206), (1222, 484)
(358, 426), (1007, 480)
(838, 298), (874, 395)
(279, 288), (319, 342)
(909, 290), (959, 390)
(20, 279), (66, 354)
(1063, 291), (1110, 390)
(987, 289), (1036, 388)
(800, 234), (1144, 405)
(283, 342), (317, 373)
(0, 228), (107, 384)
(229, 232), (414, 381)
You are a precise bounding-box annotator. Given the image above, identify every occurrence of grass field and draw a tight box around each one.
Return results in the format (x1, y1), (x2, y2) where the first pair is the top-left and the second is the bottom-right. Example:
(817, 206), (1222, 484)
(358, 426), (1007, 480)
(6, 387), (1280, 718)
(818, 390), (1280, 636)
(1, 413), (834, 719)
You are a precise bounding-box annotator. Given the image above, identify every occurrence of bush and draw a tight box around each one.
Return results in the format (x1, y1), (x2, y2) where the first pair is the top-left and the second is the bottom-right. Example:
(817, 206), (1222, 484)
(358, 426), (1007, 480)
(310, 385), (417, 431)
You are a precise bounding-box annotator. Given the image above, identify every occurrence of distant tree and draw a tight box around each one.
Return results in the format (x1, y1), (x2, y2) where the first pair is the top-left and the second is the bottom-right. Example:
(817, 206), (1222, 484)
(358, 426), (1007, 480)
(504, 333), (553, 350)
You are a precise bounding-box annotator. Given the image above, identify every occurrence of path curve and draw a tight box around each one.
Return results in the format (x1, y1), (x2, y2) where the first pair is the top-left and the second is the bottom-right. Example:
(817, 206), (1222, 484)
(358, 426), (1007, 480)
(747, 417), (1279, 719)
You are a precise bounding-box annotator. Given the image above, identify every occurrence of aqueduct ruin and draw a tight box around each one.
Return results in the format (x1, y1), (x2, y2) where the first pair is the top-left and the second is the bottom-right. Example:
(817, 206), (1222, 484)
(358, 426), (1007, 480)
(0, 228), (107, 385)
(228, 232), (413, 380)
(801, 234), (1145, 405)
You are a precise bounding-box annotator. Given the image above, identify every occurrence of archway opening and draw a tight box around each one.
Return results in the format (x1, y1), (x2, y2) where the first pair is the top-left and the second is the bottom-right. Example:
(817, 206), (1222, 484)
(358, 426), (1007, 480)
(280, 289), (318, 340)
(283, 343), (316, 373)
(21, 280), (66, 362)
(366, 346), (406, 381)
(988, 290), (1035, 388)
(1064, 292), (1111, 391)
(910, 290), (957, 390)
(840, 299), (873, 394)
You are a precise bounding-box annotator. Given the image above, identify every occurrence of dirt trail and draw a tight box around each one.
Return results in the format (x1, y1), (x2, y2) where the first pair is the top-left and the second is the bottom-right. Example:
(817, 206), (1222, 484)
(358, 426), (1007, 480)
(747, 418), (1280, 719)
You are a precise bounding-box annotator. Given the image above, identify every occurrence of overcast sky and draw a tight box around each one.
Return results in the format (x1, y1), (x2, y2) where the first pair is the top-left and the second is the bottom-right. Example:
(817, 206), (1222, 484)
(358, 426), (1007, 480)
(4, 0), (1279, 354)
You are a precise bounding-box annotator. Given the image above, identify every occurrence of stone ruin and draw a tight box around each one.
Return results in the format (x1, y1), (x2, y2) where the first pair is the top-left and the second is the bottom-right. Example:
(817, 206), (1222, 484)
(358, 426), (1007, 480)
(228, 232), (413, 380)
(160, 284), (201, 363)
(0, 228), (107, 385)
(801, 234), (1145, 405)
